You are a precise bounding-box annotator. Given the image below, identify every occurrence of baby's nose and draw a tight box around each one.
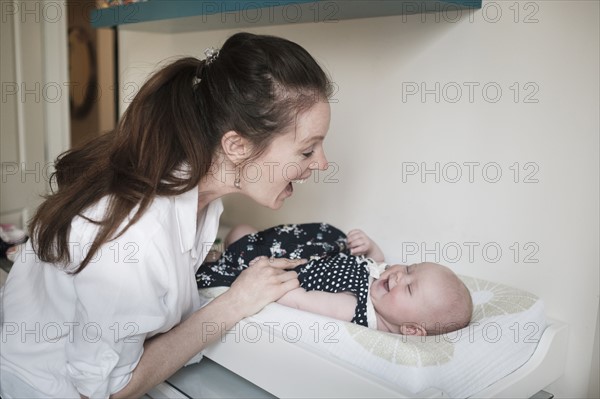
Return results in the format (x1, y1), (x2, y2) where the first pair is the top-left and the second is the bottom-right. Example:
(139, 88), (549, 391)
(389, 273), (400, 288)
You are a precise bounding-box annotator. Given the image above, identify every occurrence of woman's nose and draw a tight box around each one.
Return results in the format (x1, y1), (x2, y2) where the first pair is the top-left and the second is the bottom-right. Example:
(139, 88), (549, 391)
(309, 152), (329, 171)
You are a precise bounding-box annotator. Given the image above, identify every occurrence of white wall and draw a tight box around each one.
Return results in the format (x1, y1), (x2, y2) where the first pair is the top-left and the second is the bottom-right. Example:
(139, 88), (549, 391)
(589, 304), (600, 398)
(119, 1), (599, 397)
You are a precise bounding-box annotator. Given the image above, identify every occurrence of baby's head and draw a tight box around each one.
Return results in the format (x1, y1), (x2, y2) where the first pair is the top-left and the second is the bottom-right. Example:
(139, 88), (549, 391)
(370, 262), (472, 336)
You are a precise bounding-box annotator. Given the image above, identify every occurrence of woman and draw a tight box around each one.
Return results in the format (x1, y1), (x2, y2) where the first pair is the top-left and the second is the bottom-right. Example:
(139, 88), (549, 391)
(0, 32), (333, 398)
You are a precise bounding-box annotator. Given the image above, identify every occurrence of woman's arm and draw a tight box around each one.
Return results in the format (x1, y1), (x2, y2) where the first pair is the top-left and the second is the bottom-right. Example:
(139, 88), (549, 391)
(110, 257), (301, 399)
(276, 287), (357, 322)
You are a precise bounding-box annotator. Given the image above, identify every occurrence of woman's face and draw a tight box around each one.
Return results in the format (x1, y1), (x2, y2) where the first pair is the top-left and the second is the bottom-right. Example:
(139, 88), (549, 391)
(242, 101), (331, 209)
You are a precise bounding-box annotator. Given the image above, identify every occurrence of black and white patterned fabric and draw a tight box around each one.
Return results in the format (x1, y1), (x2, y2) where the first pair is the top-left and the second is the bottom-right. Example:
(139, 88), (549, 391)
(196, 223), (372, 326)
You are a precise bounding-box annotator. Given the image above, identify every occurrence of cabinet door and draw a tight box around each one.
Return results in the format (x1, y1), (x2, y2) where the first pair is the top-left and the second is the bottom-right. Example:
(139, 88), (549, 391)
(1, 0), (70, 230)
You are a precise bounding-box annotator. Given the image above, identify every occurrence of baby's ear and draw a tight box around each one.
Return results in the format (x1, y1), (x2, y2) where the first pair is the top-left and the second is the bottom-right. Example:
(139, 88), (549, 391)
(399, 323), (427, 336)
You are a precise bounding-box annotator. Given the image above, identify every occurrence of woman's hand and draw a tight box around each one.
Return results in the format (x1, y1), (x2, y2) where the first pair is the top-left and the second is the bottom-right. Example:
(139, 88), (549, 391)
(224, 256), (303, 318)
(347, 229), (385, 262)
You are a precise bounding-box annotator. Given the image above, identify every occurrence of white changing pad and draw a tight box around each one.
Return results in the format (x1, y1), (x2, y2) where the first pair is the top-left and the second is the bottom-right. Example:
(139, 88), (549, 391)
(199, 275), (545, 398)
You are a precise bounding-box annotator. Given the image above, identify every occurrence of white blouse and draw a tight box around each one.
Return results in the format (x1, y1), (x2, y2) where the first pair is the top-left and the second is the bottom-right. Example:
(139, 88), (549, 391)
(0, 187), (223, 398)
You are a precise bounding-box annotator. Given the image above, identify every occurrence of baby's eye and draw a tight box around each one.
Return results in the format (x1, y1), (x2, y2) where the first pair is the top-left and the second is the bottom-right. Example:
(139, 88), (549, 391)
(408, 284), (412, 296)
(302, 150), (315, 158)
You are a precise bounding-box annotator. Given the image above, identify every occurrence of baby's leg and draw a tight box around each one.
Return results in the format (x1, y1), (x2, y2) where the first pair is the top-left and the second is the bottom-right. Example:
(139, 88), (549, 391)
(224, 224), (259, 247)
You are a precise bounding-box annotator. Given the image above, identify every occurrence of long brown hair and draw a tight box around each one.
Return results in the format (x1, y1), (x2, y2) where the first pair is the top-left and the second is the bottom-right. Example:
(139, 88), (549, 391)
(30, 32), (332, 273)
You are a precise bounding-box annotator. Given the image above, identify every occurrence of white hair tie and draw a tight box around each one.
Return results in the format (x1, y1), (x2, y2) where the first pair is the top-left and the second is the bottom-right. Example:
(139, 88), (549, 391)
(204, 47), (220, 65)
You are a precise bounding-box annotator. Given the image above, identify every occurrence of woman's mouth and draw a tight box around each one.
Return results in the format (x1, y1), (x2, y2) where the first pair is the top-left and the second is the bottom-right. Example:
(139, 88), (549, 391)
(283, 177), (308, 198)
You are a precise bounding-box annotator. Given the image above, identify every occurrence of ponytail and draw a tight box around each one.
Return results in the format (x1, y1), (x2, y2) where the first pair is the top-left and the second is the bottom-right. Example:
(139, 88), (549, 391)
(30, 57), (214, 273)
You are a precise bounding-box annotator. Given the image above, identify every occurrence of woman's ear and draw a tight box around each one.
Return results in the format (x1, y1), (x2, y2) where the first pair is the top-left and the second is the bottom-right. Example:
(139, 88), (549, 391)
(399, 323), (427, 336)
(221, 131), (250, 164)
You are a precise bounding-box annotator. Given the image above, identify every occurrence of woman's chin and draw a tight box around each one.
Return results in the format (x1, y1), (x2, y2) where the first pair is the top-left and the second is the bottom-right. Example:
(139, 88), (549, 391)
(269, 202), (285, 210)
(269, 183), (294, 209)
(249, 183), (292, 209)
(267, 196), (286, 210)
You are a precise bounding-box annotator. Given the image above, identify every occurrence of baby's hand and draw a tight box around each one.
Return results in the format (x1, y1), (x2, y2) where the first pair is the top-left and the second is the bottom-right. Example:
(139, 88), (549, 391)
(347, 229), (374, 256)
(346, 229), (385, 262)
(347, 229), (385, 262)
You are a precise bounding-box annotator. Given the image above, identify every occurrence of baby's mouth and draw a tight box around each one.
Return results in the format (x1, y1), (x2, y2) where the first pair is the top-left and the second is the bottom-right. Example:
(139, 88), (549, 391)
(384, 277), (390, 292)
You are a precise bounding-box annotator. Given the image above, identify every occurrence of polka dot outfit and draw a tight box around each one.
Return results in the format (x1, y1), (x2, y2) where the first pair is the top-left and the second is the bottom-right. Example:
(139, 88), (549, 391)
(297, 252), (371, 326)
(196, 223), (372, 326)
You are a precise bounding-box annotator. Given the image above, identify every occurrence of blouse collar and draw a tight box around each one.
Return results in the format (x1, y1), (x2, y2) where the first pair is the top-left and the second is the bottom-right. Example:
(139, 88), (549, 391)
(174, 186), (224, 257)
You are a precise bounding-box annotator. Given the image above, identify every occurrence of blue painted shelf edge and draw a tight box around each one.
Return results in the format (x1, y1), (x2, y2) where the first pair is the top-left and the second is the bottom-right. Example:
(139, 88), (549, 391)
(90, 0), (482, 30)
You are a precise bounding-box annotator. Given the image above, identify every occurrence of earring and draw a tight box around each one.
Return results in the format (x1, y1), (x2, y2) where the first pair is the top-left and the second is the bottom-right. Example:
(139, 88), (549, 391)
(234, 165), (241, 189)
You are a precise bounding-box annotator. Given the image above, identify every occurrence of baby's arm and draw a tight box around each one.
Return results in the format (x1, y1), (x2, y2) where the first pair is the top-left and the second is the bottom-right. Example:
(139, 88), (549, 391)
(347, 229), (385, 262)
(276, 288), (357, 322)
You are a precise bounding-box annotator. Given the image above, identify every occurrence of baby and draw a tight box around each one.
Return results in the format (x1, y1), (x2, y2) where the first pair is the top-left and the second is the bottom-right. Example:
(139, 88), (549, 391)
(197, 223), (473, 336)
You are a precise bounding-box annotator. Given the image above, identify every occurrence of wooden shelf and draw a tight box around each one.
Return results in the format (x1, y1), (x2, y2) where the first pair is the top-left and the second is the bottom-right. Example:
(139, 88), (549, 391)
(91, 0), (482, 33)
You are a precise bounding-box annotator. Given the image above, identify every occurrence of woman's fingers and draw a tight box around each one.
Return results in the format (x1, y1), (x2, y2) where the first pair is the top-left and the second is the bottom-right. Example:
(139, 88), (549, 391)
(227, 256), (305, 317)
(268, 257), (307, 269)
(278, 269), (299, 282)
(280, 277), (300, 292)
(248, 255), (267, 266)
(249, 256), (306, 270)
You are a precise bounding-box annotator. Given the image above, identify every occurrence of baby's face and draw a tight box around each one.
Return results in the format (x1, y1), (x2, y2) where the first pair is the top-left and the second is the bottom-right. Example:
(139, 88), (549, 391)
(370, 262), (465, 334)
